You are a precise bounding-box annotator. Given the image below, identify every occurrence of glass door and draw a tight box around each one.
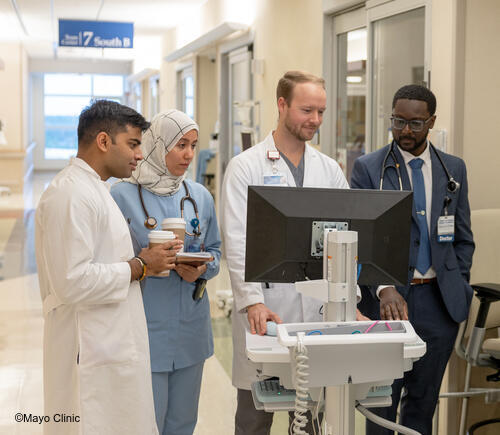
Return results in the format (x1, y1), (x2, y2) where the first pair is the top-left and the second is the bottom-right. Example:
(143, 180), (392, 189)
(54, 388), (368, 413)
(368, 1), (427, 150)
(332, 7), (367, 181)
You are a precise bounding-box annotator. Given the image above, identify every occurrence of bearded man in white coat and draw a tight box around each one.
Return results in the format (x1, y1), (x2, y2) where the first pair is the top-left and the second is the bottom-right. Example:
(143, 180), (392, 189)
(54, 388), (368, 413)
(35, 100), (183, 435)
(221, 71), (368, 434)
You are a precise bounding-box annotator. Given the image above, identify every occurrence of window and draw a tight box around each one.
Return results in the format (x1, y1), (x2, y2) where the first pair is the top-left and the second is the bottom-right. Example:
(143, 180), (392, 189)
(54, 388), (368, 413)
(178, 67), (194, 119)
(184, 75), (194, 118)
(43, 74), (124, 160)
(176, 66), (195, 180)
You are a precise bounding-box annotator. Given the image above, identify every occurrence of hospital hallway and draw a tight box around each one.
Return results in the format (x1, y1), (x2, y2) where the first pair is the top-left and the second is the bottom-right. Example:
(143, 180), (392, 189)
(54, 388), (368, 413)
(0, 171), (368, 435)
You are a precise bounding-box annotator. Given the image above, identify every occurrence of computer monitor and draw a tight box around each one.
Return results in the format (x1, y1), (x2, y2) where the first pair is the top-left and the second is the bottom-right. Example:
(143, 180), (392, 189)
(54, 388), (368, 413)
(245, 186), (413, 286)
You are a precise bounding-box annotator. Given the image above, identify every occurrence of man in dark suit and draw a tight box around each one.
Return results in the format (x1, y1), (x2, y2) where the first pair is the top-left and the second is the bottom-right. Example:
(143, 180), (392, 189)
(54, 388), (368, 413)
(351, 84), (475, 435)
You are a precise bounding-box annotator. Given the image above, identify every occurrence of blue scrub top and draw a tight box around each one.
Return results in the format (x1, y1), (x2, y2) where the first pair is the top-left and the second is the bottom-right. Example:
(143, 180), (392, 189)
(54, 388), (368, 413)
(111, 180), (221, 372)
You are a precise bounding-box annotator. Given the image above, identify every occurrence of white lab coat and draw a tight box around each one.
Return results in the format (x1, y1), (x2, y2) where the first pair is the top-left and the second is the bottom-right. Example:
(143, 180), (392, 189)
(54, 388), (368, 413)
(35, 158), (158, 435)
(221, 132), (349, 389)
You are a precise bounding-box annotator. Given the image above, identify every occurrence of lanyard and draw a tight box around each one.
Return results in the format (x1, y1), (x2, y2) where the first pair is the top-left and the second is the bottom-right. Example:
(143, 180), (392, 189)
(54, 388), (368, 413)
(180, 181), (201, 237)
(267, 150), (280, 174)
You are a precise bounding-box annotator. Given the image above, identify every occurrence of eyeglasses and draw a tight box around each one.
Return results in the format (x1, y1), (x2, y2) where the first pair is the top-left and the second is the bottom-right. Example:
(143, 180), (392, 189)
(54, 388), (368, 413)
(390, 116), (433, 132)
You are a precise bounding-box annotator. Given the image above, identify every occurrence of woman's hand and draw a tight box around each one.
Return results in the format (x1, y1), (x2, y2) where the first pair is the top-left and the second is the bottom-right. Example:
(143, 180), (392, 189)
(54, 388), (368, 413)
(175, 263), (207, 283)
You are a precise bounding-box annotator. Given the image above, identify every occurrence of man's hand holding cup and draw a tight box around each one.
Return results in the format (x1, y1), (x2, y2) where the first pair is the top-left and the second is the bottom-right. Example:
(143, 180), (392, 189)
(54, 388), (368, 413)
(140, 237), (183, 276)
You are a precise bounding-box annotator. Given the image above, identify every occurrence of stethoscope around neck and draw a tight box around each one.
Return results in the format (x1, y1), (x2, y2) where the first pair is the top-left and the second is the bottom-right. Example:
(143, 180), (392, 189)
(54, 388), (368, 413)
(137, 181), (202, 237)
(380, 141), (460, 195)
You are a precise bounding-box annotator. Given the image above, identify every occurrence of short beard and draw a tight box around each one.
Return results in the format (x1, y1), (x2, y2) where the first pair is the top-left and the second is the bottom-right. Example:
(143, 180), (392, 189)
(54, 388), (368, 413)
(396, 134), (428, 152)
(284, 117), (314, 142)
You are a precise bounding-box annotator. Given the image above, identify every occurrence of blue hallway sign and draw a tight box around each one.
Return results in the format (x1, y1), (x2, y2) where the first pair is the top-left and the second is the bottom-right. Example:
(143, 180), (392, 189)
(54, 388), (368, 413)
(59, 20), (134, 48)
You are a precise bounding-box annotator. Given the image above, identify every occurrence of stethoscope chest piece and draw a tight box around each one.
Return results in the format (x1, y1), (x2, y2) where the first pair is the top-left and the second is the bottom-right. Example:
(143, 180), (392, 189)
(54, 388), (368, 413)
(181, 181), (202, 237)
(447, 178), (460, 193)
(144, 216), (157, 230)
(138, 181), (202, 237)
(380, 142), (460, 196)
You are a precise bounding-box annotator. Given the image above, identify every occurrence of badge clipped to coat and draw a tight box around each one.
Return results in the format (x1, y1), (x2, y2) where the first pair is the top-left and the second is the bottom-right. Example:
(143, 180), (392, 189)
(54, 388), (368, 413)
(264, 150), (287, 186)
(437, 215), (455, 242)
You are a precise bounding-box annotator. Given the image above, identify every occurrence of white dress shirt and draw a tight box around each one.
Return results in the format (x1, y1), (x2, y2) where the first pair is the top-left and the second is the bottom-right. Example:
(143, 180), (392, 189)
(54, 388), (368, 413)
(377, 142), (436, 297)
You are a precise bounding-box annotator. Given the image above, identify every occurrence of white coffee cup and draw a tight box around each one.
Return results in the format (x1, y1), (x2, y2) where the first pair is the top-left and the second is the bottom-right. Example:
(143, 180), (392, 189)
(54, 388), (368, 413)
(161, 218), (186, 252)
(148, 230), (175, 276)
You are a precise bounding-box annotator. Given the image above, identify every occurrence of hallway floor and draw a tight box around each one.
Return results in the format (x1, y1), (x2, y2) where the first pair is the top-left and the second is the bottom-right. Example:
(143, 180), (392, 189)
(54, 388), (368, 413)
(0, 171), (366, 435)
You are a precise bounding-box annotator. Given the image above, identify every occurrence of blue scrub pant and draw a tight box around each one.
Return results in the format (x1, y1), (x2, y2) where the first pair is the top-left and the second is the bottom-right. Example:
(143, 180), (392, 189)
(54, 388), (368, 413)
(365, 281), (458, 435)
(152, 361), (205, 435)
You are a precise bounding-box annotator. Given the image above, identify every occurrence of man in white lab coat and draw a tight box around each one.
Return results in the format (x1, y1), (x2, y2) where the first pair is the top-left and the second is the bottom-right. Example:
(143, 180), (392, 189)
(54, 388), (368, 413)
(35, 100), (183, 435)
(221, 71), (365, 434)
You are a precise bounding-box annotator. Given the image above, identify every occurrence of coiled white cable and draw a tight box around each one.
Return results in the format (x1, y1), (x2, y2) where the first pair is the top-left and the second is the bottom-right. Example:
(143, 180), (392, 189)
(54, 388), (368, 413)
(292, 332), (310, 435)
(355, 402), (421, 435)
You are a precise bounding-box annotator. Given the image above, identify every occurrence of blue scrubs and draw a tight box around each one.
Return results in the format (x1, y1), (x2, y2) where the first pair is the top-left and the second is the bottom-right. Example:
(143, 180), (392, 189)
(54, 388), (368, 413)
(111, 180), (221, 435)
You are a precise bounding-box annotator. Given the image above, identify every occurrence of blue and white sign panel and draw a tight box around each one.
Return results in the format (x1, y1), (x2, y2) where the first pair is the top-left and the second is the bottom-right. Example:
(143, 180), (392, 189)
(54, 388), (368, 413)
(59, 20), (134, 48)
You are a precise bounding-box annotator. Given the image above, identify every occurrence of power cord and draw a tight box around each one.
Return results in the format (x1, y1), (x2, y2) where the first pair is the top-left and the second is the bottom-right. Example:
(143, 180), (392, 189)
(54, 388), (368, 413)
(312, 387), (324, 435)
(292, 332), (310, 435)
(355, 402), (421, 435)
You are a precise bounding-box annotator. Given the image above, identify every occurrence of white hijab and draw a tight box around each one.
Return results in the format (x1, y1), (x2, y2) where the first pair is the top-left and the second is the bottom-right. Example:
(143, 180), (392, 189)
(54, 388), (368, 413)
(127, 110), (199, 196)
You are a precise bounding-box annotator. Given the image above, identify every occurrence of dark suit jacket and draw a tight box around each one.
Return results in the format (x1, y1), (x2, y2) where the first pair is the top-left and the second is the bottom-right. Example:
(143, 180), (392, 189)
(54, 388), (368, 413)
(351, 142), (475, 323)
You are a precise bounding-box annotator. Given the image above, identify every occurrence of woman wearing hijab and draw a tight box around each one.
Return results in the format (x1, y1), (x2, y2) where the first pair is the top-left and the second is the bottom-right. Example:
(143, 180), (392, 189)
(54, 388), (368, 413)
(111, 110), (221, 435)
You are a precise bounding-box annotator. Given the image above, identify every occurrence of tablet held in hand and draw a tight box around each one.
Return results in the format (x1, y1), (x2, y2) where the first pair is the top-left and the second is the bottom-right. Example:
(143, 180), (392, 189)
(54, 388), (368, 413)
(176, 252), (214, 266)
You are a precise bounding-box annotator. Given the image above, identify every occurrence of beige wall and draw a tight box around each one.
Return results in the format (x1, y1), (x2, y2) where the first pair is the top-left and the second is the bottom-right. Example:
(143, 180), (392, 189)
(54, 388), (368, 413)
(430, 0), (455, 153)
(463, 0), (500, 210)
(0, 42), (30, 192)
(161, 29), (178, 112)
(0, 42), (28, 151)
(253, 0), (324, 136)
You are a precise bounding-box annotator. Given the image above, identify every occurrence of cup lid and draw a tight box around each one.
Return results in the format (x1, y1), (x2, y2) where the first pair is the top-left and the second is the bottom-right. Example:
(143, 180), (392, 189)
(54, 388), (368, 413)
(161, 218), (186, 225)
(148, 230), (175, 240)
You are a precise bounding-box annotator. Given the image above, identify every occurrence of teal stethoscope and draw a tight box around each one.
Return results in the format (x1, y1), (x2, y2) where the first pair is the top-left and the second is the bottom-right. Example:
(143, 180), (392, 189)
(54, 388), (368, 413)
(138, 181), (202, 236)
(380, 141), (460, 196)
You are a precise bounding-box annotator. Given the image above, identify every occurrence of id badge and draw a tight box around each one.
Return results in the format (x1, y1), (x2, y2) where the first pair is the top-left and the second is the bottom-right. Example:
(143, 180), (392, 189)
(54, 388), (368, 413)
(437, 215), (455, 242)
(263, 172), (287, 186)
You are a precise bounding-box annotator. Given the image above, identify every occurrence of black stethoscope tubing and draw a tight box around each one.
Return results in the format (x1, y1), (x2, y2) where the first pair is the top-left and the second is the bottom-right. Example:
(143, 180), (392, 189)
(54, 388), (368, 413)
(138, 181), (201, 236)
(379, 141), (460, 194)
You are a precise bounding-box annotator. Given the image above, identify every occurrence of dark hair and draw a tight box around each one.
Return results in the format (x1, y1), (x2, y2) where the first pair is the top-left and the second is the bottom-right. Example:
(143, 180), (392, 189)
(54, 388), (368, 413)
(392, 84), (436, 116)
(77, 100), (150, 147)
(276, 70), (325, 106)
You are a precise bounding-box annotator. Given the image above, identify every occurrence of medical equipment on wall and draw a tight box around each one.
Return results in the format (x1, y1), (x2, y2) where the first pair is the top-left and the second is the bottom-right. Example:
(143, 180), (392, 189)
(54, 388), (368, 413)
(138, 181), (201, 236)
(233, 100), (261, 149)
(0, 119), (7, 147)
(379, 141), (460, 193)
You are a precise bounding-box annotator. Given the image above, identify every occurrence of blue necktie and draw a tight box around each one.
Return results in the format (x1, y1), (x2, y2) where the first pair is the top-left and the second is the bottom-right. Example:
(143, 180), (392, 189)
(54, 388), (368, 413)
(409, 158), (432, 274)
